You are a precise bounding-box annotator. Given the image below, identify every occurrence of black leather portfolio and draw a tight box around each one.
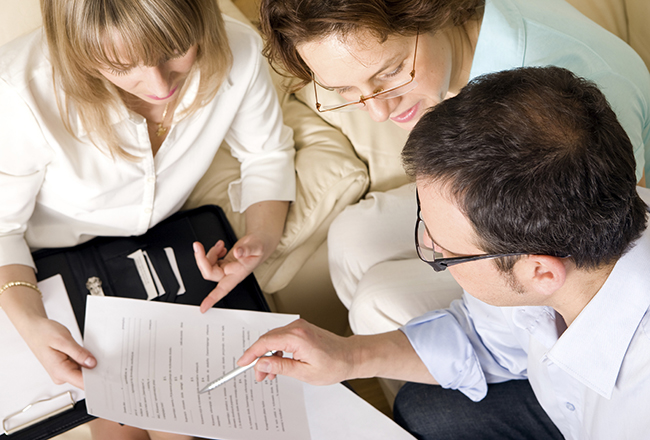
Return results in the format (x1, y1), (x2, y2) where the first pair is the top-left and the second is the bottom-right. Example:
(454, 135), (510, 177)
(2, 205), (268, 440)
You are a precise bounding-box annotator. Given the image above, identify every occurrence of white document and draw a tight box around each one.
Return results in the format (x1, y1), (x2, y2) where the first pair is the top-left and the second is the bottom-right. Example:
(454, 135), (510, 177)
(304, 383), (416, 440)
(0, 275), (84, 434)
(83, 296), (310, 440)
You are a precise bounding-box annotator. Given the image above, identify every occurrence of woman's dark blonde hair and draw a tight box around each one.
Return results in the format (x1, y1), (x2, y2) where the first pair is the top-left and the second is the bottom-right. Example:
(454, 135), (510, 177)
(41, 0), (233, 159)
(260, 0), (484, 90)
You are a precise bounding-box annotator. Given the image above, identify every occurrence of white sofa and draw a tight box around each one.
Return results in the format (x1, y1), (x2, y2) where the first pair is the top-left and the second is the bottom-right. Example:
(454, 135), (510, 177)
(2, 0), (649, 341)
(2, 0), (648, 438)
(3, 0), (649, 350)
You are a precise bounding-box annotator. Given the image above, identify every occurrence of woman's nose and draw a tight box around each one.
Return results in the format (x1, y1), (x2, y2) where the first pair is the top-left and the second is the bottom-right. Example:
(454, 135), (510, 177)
(144, 65), (172, 98)
(363, 97), (396, 123)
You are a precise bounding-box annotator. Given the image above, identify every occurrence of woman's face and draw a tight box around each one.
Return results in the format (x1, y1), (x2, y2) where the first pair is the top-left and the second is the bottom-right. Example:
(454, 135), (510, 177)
(98, 45), (198, 106)
(298, 30), (459, 130)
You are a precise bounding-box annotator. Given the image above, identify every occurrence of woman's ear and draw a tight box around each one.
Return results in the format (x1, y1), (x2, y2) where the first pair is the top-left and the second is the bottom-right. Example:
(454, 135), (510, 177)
(516, 255), (567, 297)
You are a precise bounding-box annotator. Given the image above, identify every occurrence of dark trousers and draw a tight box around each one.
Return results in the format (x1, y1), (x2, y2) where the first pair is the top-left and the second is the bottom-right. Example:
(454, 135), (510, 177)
(393, 380), (565, 440)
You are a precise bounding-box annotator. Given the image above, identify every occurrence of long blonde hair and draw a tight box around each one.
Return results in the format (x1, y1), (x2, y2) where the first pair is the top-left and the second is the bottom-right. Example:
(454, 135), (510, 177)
(41, 0), (233, 159)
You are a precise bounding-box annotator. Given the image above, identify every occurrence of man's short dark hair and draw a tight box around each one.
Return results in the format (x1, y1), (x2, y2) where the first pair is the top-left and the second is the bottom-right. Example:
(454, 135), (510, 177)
(402, 66), (648, 270)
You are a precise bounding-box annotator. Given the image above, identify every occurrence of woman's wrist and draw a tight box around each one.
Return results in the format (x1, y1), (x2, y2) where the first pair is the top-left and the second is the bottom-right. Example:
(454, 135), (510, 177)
(0, 285), (48, 332)
(0, 281), (42, 304)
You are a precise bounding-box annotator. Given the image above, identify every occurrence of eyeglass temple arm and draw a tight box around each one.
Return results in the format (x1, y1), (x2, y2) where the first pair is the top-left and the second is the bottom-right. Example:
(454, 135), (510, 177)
(439, 252), (530, 269)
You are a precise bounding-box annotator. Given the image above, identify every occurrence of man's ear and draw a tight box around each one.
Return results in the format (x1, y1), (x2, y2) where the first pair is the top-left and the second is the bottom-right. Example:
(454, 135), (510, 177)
(516, 255), (567, 297)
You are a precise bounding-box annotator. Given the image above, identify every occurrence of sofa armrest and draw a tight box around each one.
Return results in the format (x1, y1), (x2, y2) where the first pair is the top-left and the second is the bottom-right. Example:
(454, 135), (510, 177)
(255, 91), (370, 293)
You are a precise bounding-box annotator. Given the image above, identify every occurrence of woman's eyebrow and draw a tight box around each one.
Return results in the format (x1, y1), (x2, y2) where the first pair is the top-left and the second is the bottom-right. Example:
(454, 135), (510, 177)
(315, 53), (404, 89)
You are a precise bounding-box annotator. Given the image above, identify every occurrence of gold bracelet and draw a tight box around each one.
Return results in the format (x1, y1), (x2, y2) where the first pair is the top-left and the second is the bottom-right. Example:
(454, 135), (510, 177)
(0, 281), (42, 301)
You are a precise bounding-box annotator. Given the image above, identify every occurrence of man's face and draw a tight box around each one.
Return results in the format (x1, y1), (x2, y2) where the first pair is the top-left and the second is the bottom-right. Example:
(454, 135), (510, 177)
(416, 178), (531, 306)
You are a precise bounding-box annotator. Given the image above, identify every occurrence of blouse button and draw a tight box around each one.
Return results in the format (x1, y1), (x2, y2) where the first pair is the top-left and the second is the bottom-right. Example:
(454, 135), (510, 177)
(565, 402), (575, 411)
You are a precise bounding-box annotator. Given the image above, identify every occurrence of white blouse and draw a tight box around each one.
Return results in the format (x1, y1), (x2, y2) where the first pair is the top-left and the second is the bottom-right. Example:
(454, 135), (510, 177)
(0, 16), (295, 269)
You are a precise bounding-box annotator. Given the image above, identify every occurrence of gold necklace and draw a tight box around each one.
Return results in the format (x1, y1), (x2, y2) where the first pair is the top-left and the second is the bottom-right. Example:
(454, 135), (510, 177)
(155, 102), (170, 137)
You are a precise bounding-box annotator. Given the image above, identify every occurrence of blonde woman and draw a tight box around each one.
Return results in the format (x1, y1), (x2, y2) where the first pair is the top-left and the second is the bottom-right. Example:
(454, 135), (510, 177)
(0, 0), (295, 438)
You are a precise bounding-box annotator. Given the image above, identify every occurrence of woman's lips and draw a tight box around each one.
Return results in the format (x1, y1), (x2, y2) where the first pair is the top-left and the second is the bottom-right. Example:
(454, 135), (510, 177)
(147, 86), (177, 101)
(390, 101), (420, 124)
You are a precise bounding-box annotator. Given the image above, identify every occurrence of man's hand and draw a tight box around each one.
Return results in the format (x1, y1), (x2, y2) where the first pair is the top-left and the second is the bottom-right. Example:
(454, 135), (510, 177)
(23, 316), (97, 389)
(238, 320), (439, 387)
(194, 235), (267, 313)
(237, 319), (357, 385)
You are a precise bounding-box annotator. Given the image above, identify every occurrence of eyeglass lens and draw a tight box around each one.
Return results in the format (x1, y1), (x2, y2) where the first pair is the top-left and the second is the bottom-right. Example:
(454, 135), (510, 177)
(416, 219), (439, 262)
(316, 78), (418, 112)
(314, 33), (419, 112)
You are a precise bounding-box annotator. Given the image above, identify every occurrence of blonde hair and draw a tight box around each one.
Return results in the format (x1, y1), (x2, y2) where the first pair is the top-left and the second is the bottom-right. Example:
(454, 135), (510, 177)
(41, 0), (233, 159)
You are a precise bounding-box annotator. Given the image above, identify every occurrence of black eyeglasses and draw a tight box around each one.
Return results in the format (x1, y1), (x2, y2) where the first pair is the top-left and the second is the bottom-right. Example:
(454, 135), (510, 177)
(415, 192), (530, 272)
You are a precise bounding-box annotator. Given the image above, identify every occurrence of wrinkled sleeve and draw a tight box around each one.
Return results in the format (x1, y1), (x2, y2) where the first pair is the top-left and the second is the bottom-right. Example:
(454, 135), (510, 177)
(225, 35), (295, 213)
(400, 292), (529, 402)
(0, 79), (51, 268)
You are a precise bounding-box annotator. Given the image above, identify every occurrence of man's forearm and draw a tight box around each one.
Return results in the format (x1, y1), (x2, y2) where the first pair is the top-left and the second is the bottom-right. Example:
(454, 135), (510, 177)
(349, 330), (439, 385)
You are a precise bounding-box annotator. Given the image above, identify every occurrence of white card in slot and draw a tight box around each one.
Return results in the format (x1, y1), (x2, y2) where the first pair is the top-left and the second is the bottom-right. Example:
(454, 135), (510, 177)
(143, 250), (165, 297)
(164, 247), (186, 296)
(127, 249), (161, 300)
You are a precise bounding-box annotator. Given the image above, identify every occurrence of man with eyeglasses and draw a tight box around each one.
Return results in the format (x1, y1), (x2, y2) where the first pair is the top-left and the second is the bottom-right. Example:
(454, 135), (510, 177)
(238, 66), (650, 440)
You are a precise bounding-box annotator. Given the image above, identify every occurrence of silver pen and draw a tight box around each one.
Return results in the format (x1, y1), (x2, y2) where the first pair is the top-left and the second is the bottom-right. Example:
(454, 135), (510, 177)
(199, 350), (277, 394)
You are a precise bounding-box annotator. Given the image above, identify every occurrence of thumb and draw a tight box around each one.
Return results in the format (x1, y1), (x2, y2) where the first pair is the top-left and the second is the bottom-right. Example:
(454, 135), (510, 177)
(233, 243), (249, 259)
(256, 356), (303, 381)
(56, 338), (97, 368)
(232, 237), (265, 260)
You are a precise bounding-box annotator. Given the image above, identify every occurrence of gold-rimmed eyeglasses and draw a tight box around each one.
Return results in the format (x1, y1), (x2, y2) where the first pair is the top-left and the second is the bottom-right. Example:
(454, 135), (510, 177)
(312, 33), (419, 113)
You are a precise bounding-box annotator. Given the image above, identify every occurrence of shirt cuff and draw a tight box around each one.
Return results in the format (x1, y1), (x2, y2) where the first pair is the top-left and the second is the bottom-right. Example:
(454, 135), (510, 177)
(400, 305), (489, 402)
(0, 234), (36, 269)
(229, 152), (296, 213)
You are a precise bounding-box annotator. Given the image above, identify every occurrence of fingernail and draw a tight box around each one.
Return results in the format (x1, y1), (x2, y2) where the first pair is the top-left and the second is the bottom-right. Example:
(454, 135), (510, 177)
(257, 360), (271, 373)
(193, 242), (200, 253)
(84, 357), (97, 368)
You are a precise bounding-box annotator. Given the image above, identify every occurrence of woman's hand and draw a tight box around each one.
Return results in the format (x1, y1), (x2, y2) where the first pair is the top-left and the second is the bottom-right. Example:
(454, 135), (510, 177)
(0, 264), (96, 390)
(194, 200), (289, 313)
(194, 234), (268, 312)
(23, 316), (97, 389)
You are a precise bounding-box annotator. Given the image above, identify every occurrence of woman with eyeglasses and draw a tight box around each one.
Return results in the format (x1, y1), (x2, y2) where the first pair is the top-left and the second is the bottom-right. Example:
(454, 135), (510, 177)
(259, 0), (650, 341)
(0, 0), (295, 438)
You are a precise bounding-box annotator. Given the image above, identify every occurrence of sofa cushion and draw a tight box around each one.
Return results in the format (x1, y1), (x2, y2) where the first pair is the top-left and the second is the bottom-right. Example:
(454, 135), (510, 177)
(0, 0), (41, 47)
(295, 85), (411, 193)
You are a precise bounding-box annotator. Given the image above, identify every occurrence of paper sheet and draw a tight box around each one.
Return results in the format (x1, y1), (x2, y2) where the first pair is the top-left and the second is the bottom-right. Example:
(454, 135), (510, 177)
(304, 383), (416, 440)
(83, 296), (310, 440)
(0, 275), (85, 434)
